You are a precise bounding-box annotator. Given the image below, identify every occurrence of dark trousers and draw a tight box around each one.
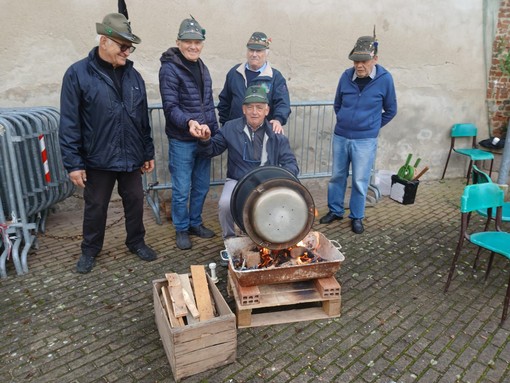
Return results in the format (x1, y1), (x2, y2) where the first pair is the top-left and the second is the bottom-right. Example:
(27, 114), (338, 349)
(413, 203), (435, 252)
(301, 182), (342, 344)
(81, 169), (145, 256)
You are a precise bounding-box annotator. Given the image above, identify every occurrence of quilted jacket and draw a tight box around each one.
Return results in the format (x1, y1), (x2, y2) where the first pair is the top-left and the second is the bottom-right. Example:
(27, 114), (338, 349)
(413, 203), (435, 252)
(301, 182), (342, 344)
(159, 47), (218, 141)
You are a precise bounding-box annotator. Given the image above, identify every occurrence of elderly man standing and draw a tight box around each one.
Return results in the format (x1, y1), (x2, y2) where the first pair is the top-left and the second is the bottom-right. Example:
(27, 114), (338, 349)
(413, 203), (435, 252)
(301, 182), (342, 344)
(159, 16), (218, 250)
(59, 13), (157, 274)
(191, 86), (298, 240)
(217, 32), (291, 134)
(320, 35), (397, 234)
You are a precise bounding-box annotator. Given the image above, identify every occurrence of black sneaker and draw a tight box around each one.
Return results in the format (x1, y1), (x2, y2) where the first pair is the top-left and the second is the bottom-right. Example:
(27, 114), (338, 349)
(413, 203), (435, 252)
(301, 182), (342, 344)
(129, 244), (157, 261)
(189, 224), (215, 238)
(176, 231), (192, 250)
(319, 211), (343, 224)
(351, 219), (364, 234)
(76, 254), (96, 274)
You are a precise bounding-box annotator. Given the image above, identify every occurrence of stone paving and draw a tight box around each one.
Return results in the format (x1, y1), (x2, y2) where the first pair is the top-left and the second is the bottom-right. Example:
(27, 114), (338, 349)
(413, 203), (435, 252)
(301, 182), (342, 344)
(1, 177), (510, 383)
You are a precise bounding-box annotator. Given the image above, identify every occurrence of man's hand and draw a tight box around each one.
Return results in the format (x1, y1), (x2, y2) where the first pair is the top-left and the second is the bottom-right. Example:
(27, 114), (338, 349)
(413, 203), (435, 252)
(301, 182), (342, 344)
(69, 170), (87, 188)
(141, 160), (155, 174)
(189, 121), (211, 140)
(269, 119), (284, 134)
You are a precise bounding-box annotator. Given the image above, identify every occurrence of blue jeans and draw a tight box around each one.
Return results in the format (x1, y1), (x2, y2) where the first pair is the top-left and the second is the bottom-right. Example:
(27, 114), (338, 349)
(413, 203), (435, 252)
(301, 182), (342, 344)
(327, 134), (377, 219)
(168, 139), (211, 231)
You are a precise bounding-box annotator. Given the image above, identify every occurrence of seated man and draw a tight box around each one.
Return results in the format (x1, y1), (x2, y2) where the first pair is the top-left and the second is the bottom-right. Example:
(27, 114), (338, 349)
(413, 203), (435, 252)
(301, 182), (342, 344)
(190, 85), (299, 239)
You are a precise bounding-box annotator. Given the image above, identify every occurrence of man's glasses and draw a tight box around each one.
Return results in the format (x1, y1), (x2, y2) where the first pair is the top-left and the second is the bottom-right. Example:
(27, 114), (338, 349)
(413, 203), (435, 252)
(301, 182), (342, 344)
(107, 38), (136, 53)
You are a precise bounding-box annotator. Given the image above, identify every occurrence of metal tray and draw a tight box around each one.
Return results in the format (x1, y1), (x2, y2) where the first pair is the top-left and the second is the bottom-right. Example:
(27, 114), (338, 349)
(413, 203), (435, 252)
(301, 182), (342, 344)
(225, 231), (344, 286)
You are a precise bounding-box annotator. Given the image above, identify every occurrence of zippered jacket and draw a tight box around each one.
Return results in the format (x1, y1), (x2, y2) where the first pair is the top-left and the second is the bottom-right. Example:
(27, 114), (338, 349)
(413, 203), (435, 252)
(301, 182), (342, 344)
(217, 62), (291, 126)
(59, 48), (154, 172)
(334, 64), (397, 139)
(159, 47), (218, 141)
(197, 116), (299, 180)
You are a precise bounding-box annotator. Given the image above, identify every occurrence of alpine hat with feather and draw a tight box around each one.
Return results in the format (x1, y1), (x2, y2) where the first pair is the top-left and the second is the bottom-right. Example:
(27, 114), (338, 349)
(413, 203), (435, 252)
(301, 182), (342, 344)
(96, 13), (141, 44)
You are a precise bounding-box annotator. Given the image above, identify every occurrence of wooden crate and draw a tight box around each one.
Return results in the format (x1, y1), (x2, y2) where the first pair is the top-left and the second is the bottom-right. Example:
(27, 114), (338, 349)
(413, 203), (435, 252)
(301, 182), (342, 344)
(228, 271), (341, 328)
(153, 275), (237, 382)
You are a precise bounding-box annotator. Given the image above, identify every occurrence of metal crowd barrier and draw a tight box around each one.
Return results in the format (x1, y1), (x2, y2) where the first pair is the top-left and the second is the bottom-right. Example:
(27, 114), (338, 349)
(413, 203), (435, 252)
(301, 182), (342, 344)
(143, 102), (381, 224)
(0, 107), (74, 278)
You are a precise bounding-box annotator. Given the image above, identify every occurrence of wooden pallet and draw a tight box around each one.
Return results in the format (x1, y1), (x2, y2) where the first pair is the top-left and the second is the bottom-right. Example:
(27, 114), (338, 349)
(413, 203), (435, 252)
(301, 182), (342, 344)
(227, 271), (341, 328)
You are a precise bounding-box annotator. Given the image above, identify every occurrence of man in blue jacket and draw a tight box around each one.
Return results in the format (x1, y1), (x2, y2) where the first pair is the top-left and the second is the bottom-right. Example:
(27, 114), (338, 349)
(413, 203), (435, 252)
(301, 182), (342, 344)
(190, 86), (298, 239)
(217, 32), (291, 134)
(59, 13), (157, 273)
(159, 17), (218, 250)
(320, 35), (397, 234)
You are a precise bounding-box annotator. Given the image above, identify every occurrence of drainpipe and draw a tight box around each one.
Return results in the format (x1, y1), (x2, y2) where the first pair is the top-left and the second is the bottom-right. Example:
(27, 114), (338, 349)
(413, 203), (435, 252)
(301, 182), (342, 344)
(496, 119), (510, 186)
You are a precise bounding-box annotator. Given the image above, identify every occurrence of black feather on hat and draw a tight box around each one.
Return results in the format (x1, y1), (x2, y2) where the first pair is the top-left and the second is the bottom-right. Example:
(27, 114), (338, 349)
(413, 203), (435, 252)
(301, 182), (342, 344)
(118, 0), (129, 20)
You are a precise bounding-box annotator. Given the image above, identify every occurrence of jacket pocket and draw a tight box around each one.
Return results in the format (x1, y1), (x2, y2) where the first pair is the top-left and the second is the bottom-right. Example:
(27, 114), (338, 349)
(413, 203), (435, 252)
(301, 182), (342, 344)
(129, 85), (145, 121)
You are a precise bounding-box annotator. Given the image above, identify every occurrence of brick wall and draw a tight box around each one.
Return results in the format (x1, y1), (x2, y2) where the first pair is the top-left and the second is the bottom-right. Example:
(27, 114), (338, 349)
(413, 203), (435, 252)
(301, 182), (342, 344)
(488, 0), (510, 138)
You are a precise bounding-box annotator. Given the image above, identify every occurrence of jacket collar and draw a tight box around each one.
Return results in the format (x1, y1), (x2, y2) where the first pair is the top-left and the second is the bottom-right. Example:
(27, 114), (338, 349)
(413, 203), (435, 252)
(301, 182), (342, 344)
(88, 47), (133, 72)
(236, 61), (274, 80)
(239, 118), (275, 138)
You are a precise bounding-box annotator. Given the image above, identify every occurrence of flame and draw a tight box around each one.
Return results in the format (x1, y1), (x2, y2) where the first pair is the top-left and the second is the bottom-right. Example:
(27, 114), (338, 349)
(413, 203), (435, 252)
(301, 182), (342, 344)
(258, 247), (273, 268)
(296, 251), (313, 265)
(256, 244), (320, 268)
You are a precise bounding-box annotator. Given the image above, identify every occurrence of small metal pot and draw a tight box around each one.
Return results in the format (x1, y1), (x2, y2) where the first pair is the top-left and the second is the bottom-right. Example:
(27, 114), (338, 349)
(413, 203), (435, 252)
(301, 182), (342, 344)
(230, 166), (315, 249)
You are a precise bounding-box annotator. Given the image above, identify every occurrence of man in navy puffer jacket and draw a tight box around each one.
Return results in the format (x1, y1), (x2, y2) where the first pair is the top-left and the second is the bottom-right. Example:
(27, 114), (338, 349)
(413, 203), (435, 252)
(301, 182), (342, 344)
(59, 13), (156, 274)
(159, 17), (218, 250)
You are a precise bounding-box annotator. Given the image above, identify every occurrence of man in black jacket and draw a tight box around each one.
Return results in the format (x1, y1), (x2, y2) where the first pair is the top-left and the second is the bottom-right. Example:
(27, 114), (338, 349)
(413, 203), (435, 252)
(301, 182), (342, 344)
(59, 13), (157, 273)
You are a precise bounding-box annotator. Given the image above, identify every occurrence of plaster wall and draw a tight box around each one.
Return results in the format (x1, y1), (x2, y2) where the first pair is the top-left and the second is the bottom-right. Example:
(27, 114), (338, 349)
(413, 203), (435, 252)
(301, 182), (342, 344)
(0, 0), (493, 179)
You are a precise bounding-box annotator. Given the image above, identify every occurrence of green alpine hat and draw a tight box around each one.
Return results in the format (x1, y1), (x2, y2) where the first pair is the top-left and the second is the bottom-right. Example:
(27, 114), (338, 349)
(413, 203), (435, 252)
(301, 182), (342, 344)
(96, 13), (141, 44)
(246, 32), (270, 50)
(177, 17), (206, 40)
(243, 86), (268, 104)
(348, 36), (377, 61)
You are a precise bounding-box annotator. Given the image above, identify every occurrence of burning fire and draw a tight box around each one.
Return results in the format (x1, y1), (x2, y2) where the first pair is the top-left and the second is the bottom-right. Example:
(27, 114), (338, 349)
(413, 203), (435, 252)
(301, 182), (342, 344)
(296, 251), (314, 265)
(252, 232), (323, 269)
(259, 247), (272, 268)
(255, 245), (321, 268)
(230, 231), (326, 270)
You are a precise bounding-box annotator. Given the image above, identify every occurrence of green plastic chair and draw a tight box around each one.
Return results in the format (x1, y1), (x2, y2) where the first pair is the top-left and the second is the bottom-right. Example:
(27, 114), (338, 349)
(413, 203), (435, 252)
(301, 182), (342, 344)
(472, 165), (510, 221)
(444, 182), (510, 325)
(441, 123), (494, 184)
(471, 165), (510, 270)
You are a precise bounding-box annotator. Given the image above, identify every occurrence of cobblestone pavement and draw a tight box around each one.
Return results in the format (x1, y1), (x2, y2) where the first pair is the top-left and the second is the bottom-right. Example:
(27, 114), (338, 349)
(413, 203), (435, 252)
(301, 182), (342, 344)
(1, 178), (510, 383)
